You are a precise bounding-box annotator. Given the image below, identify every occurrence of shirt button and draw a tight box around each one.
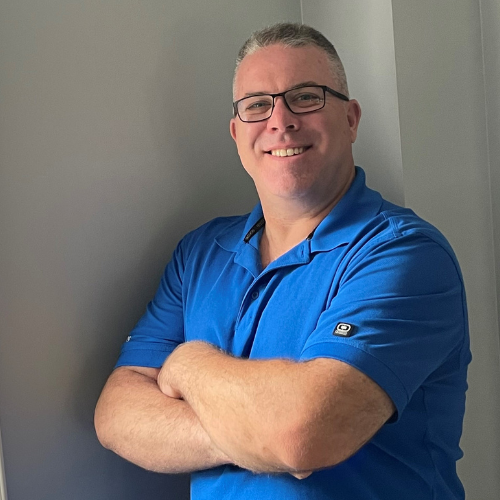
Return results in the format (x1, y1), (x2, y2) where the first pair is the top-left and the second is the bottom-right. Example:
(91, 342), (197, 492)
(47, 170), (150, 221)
(251, 290), (259, 300)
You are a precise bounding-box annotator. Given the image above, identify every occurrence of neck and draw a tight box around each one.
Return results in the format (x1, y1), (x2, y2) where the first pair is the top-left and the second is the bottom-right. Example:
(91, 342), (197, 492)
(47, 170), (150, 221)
(259, 170), (355, 268)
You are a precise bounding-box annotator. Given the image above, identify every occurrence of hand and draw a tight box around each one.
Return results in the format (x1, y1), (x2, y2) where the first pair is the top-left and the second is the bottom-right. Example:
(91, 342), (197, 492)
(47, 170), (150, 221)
(158, 380), (183, 400)
(157, 341), (218, 400)
(157, 346), (185, 399)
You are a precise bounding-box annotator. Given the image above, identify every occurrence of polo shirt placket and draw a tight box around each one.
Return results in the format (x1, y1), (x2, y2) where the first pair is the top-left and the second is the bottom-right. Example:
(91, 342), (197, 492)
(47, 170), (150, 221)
(232, 222), (311, 358)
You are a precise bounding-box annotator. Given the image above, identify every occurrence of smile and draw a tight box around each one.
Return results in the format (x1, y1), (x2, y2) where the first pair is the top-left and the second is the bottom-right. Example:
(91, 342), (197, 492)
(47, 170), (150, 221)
(268, 147), (309, 157)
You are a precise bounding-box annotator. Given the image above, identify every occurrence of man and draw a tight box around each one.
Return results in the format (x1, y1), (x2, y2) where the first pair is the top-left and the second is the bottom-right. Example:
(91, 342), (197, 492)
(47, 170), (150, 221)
(95, 23), (471, 499)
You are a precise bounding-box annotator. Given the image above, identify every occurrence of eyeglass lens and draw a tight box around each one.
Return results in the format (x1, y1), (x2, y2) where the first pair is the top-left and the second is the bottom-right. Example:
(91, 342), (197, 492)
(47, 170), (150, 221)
(237, 86), (325, 122)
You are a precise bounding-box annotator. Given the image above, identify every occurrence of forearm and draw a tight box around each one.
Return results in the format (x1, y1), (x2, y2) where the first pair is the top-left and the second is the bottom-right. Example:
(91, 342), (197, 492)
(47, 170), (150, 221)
(160, 345), (309, 473)
(94, 366), (231, 473)
(160, 343), (394, 475)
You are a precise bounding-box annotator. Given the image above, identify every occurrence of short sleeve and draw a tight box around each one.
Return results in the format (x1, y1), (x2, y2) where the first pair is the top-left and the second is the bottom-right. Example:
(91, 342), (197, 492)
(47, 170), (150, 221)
(115, 240), (186, 369)
(300, 232), (467, 421)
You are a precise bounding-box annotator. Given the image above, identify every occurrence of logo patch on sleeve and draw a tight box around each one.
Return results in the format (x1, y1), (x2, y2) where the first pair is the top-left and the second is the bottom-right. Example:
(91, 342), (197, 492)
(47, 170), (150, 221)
(333, 323), (355, 337)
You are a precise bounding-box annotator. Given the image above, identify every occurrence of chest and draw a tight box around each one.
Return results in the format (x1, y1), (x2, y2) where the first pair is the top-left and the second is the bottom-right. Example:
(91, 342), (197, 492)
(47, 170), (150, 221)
(182, 246), (346, 359)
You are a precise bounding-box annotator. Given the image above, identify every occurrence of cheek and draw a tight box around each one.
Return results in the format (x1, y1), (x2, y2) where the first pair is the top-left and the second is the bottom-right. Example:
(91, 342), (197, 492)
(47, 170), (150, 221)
(235, 128), (264, 163)
(235, 139), (260, 178)
(324, 119), (351, 151)
(235, 122), (254, 146)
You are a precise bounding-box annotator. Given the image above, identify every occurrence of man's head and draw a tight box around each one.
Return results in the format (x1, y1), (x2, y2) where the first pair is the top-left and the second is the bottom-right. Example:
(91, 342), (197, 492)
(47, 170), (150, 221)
(233, 23), (349, 100)
(230, 23), (361, 209)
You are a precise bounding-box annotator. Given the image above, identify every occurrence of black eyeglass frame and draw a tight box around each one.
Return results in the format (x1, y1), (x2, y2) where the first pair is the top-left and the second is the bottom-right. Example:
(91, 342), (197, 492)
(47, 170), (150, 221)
(232, 85), (349, 123)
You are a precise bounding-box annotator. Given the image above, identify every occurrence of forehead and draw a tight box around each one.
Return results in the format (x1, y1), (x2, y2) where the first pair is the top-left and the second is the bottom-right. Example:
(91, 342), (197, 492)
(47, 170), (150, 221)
(234, 44), (336, 99)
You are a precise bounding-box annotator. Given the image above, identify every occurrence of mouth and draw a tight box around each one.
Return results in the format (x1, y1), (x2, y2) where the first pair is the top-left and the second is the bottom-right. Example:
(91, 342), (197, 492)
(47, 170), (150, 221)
(265, 146), (311, 157)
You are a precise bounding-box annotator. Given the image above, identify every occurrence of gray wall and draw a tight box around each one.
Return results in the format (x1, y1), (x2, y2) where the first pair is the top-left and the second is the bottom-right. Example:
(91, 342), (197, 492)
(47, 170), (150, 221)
(304, 0), (500, 498)
(0, 1), (300, 499)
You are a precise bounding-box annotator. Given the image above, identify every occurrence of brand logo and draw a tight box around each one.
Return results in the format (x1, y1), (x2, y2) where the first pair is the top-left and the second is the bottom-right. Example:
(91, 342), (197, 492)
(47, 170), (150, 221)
(333, 323), (355, 337)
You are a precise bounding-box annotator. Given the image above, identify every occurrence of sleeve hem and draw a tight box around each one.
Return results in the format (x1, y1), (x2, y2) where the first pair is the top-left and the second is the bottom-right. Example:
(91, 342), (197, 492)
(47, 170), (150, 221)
(114, 346), (176, 369)
(300, 340), (409, 422)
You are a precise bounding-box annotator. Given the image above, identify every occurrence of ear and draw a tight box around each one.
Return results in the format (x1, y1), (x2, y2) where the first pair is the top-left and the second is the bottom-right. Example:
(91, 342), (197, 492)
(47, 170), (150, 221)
(230, 118), (237, 142)
(346, 99), (362, 143)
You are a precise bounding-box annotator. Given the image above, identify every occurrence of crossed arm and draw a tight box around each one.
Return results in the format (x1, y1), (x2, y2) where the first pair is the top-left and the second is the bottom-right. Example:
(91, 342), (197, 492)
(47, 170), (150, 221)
(94, 341), (395, 475)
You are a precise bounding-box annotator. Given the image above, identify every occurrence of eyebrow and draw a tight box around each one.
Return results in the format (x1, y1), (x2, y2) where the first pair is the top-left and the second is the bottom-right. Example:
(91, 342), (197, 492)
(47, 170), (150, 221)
(242, 81), (320, 98)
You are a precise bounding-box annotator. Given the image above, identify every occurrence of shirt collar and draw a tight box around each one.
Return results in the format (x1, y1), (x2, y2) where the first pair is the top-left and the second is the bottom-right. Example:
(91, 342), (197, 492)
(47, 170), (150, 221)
(309, 166), (384, 253)
(215, 167), (383, 254)
(215, 203), (264, 252)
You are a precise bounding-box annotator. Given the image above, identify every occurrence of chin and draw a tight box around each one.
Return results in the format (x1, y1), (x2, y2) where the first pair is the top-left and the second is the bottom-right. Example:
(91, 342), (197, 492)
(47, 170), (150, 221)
(261, 178), (317, 201)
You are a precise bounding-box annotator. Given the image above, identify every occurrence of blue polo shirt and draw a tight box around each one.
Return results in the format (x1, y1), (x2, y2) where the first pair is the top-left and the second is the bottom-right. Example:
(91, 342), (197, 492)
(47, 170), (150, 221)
(116, 167), (471, 500)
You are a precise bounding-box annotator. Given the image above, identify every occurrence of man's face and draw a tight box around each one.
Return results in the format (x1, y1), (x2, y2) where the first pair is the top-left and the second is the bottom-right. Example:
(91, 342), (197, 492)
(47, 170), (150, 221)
(230, 44), (361, 207)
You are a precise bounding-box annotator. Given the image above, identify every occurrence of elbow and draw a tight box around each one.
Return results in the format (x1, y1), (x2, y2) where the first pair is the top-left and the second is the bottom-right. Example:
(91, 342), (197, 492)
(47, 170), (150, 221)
(94, 422), (109, 450)
(94, 400), (113, 450)
(275, 422), (351, 472)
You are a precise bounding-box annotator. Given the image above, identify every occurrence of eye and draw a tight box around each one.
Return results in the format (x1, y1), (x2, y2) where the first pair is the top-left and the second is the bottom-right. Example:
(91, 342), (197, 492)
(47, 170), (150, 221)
(245, 100), (272, 112)
(291, 92), (322, 107)
(297, 93), (318, 101)
(243, 98), (272, 114)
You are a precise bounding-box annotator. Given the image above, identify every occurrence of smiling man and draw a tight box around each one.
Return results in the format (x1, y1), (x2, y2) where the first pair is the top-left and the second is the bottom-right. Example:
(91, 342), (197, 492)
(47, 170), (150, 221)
(95, 23), (470, 500)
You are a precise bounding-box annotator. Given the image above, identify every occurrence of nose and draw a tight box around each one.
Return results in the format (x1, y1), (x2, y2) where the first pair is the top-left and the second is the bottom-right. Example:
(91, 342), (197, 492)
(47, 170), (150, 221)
(266, 96), (300, 132)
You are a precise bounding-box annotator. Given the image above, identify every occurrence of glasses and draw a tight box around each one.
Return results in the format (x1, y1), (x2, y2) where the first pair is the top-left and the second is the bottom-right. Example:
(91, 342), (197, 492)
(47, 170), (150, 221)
(233, 85), (349, 123)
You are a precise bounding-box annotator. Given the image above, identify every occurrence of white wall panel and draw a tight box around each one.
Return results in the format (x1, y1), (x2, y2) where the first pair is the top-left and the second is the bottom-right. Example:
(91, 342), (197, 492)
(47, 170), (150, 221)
(480, 0), (500, 342)
(0, 428), (7, 500)
(302, 0), (404, 205)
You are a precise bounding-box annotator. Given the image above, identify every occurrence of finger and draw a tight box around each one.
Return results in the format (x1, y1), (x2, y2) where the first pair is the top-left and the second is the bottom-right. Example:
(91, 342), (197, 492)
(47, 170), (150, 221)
(160, 383), (183, 399)
(290, 471), (312, 480)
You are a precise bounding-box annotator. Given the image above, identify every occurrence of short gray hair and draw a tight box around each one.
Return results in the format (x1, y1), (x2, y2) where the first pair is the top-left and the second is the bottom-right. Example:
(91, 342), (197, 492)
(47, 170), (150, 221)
(233, 22), (349, 99)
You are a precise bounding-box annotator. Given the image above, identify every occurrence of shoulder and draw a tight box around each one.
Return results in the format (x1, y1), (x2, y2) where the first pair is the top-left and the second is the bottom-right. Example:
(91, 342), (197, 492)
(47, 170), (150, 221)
(346, 204), (464, 292)
(325, 187), (465, 296)
(358, 200), (459, 263)
(381, 204), (453, 249)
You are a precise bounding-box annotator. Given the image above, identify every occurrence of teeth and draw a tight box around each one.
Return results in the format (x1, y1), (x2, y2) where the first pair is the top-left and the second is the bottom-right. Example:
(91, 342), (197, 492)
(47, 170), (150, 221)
(271, 147), (306, 157)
